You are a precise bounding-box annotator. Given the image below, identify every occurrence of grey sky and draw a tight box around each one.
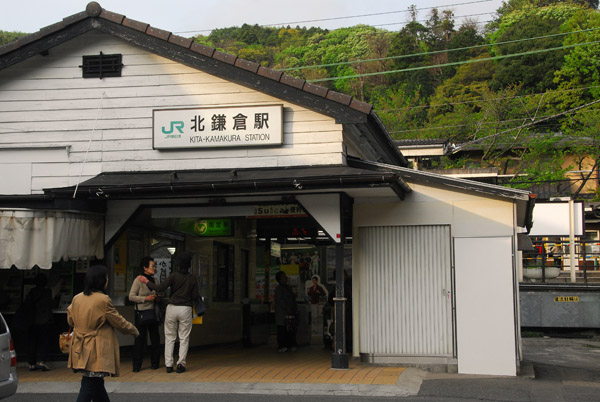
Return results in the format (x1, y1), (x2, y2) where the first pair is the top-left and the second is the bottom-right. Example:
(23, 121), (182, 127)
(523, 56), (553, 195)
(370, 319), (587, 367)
(1, 0), (503, 34)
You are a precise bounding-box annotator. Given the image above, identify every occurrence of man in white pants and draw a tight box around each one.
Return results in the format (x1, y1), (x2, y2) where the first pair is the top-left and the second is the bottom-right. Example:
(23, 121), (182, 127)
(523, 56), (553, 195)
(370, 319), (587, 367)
(138, 252), (199, 373)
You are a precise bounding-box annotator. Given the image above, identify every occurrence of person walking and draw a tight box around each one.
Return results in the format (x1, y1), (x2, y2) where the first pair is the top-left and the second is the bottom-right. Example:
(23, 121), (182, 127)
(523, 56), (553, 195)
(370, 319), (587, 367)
(24, 273), (54, 371)
(137, 252), (198, 373)
(67, 265), (139, 402)
(274, 271), (298, 352)
(128, 257), (161, 372)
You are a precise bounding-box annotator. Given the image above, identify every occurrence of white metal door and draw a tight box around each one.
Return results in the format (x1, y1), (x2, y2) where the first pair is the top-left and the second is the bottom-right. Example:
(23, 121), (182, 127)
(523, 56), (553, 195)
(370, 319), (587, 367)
(454, 237), (517, 375)
(358, 225), (453, 356)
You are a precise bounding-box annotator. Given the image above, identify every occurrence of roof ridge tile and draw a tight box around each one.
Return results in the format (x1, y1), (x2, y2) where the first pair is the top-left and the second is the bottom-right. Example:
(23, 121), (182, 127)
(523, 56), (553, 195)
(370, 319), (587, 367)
(280, 74), (305, 89)
(235, 59), (260, 73)
(169, 34), (193, 49)
(213, 50), (237, 65)
(99, 9), (125, 24)
(257, 66), (283, 81)
(122, 17), (149, 33)
(190, 42), (216, 57)
(147, 26), (171, 41)
(63, 11), (89, 26)
(326, 91), (352, 106)
(304, 82), (328, 98)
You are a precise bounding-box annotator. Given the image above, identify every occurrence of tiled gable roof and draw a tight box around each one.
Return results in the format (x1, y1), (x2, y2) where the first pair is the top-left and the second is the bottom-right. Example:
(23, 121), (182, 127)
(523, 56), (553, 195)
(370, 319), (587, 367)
(0, 1), (372, 115)
(0, 2), (407, 167)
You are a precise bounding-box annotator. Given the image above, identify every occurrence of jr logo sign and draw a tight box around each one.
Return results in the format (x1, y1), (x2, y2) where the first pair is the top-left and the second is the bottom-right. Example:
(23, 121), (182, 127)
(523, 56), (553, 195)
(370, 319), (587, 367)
(162, 121), (184, 134)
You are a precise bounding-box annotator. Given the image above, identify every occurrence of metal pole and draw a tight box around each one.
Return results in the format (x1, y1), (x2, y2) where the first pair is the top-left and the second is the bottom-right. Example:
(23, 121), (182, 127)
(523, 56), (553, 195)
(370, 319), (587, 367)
(331, 242), (349, 369)
(569, 199), (576, 283)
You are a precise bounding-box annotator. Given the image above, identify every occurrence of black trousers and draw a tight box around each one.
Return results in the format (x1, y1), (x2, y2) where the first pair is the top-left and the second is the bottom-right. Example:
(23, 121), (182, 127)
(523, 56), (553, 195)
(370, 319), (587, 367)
(276, 325), (297, 349)
(76, 376), (110, 402)
(27, 323), (51, 365)
(132, 315), (161, 370)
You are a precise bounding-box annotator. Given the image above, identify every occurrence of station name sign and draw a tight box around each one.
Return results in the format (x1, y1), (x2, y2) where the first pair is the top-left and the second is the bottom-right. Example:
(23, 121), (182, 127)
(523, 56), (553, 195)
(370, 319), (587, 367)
(153, 105), (283, 149)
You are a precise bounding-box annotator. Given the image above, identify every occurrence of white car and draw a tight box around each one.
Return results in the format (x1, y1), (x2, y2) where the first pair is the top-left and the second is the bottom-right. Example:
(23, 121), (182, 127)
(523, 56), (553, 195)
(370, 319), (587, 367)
(0, 313), (17, 399)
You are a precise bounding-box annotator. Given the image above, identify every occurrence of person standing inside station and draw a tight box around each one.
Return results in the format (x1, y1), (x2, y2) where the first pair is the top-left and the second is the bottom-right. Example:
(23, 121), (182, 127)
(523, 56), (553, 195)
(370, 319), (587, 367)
(68, 265), (139, 402)
(306, 275), (327, 337)
(137, 252), (198, 374)
(128, 257), (161, 372)
(275, 271), (298, 352)
(24, 273), (54, 371)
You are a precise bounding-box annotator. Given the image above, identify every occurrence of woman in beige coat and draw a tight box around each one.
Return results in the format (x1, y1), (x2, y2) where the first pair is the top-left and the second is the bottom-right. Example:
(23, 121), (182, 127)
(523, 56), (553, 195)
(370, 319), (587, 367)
(67, 265), (139, 402)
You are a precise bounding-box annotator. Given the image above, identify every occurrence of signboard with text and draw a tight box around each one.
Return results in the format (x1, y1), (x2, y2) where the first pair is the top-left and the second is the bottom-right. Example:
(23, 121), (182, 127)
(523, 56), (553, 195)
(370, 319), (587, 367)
(175, 218), (233, 237)
(153, 105), (283, 149)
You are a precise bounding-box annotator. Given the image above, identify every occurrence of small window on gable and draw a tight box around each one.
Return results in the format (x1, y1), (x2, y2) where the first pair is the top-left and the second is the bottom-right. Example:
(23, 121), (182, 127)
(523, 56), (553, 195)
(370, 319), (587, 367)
(80, 52), (123, 78)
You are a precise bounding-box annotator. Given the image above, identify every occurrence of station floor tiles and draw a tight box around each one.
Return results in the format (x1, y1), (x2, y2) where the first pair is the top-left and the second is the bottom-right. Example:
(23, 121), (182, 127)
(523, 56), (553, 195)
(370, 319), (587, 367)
(17, 343), (406, 386)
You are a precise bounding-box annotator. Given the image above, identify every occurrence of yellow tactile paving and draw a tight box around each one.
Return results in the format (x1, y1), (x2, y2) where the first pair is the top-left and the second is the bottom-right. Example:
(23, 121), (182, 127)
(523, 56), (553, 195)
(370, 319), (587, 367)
(17, 343), (406, 386)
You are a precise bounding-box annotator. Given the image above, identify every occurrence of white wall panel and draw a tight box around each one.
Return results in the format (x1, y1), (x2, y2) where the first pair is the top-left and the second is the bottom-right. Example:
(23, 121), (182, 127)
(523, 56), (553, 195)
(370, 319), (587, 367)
(454, 237), (517, 375)
(357, 225), (453, 357)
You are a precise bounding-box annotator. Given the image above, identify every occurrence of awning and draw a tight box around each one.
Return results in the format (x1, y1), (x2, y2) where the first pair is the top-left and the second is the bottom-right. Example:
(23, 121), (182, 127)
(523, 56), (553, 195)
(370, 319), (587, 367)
(0, 210), (104, 269)
(44, 165), (411, 200)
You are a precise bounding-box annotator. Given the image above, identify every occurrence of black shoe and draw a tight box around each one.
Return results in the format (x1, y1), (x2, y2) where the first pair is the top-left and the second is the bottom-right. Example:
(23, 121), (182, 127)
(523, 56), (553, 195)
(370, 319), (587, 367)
(166, 366), (173, 373)
(132, 368), (140, 373)
(151, 364), (159, 370)
(176, 364), (186, 373)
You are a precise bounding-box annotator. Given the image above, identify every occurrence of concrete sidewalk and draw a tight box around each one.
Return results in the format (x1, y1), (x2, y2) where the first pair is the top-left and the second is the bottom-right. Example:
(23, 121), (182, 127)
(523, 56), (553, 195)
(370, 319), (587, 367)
(20, 336), (597, 397)
(16, 343), (427, 397)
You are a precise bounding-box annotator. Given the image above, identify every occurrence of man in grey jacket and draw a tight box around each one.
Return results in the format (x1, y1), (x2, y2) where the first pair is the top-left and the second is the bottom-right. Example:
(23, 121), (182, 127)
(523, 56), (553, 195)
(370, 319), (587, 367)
(137, 252), (198, 373)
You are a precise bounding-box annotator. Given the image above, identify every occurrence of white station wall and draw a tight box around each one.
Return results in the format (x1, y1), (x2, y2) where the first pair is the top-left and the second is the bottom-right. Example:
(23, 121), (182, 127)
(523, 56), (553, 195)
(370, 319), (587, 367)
(354, 183), (519, 375)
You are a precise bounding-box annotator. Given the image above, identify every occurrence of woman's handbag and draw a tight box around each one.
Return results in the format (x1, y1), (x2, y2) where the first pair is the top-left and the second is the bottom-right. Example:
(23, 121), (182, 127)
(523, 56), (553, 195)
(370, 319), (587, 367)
(135, 306), (157, 325)
(59, 329), (72, 354)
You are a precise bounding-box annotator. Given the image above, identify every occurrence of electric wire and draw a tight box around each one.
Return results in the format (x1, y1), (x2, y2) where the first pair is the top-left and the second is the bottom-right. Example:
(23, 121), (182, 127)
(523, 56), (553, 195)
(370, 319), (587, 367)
(379, 85), (600, 113)
(174, 0), (494, 34)
(276, 27), (600, 72)
(389, 103), (600, 135)
(307, 39), (600, 82)
(451, 98), (600, 153)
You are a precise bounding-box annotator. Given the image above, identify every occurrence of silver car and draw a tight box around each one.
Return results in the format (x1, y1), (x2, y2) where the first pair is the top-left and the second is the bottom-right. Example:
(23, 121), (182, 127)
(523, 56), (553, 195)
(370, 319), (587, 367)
(0, 313), (17, 399)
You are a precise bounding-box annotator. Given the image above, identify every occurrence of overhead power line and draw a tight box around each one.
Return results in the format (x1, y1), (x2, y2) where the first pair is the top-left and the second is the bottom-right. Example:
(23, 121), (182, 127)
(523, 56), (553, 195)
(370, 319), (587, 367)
(174, 0), (493, 34)
(307, 40), (600, 83)
(261, 0), (493, 27)
(451, 98), (600, 153)
(388, 106), (600, 134)
(277, 27), (600, 72)
(380, 85), (600, 113)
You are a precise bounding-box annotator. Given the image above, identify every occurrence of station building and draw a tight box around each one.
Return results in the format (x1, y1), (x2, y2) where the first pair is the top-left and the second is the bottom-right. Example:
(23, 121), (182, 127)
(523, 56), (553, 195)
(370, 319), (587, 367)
(0, 2), (535, 375)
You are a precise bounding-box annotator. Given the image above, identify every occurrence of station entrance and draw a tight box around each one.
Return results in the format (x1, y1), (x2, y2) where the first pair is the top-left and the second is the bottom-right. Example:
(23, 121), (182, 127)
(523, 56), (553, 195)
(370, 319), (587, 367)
(110, 199), (353, 357)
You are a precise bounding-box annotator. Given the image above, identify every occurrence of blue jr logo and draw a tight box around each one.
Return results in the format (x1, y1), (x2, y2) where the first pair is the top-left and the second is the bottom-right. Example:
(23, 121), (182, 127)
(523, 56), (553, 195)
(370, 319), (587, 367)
(162, 121), (184, 134)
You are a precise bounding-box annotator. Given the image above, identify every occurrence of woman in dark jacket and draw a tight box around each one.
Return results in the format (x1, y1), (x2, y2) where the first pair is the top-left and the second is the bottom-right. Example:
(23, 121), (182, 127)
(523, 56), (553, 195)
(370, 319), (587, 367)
(25, 273), (54, 371)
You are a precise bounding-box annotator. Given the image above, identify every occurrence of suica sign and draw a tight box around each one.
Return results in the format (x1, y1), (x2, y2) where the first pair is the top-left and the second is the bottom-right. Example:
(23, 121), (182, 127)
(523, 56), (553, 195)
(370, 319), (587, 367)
(153, 104), (283, 149)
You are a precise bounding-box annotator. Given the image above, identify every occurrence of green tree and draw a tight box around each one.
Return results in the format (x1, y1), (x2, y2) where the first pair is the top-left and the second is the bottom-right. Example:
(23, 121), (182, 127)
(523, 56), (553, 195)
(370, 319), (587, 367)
(0, 30), (28, 46)
(490, 3), (584, 93)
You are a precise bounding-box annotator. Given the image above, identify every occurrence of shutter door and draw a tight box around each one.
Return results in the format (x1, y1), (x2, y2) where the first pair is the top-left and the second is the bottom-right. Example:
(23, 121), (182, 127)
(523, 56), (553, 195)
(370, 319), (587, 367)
(358, 225), (453, 356)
